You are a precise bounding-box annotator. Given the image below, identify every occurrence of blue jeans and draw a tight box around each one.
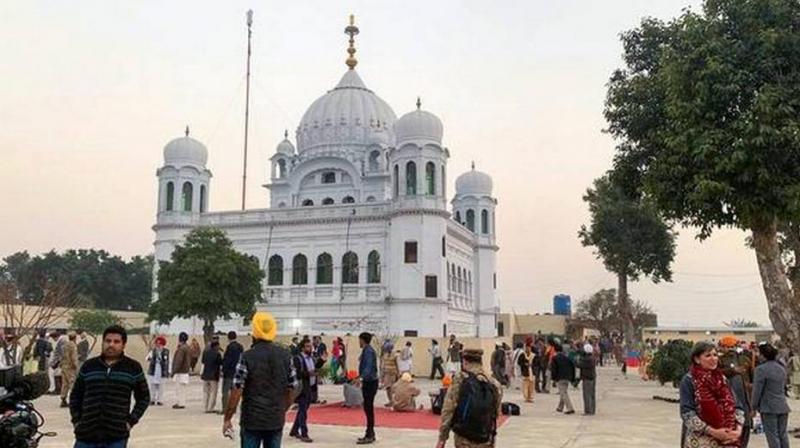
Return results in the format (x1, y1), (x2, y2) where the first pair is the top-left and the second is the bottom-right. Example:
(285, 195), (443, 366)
(290, 394), (310, 437)
(74, 439), (128, 448)
(241, 428), (282, 448)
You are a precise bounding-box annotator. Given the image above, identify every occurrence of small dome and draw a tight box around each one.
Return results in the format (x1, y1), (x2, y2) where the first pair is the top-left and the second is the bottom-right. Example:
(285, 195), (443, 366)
(456, 165), (493, 196)
(164, 132), (208, 167)
(276, 131), (295, 155)
(394, 104), (443, 145)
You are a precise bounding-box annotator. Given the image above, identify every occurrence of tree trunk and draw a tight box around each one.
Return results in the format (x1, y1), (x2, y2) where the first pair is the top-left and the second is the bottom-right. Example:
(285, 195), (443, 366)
(202, 319), (215, 345)
(617, 273), (635, 347)
(752, 221), (800, 353)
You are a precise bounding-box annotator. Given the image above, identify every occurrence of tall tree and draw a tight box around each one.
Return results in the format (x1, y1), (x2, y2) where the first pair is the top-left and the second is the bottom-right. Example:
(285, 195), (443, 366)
(605, 0), (800, 352)
(149, 227), (264, 343)
(574, 288), (656, 337)
(579, 175), (676, 344)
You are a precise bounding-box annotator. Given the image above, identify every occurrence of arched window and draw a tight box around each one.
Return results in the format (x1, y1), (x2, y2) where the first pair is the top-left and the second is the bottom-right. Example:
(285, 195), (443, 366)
(182, 182), (193, 211)
(467, 271), (472, 297)
(267, 255), (283, 286)
(369, 150), (380, 171)
(292, 254), (308, 285)
(277, 159), (286, 178)
(367, 250), (381, 283)
(457, 267), (462, 293)
(466, 209), (475, 232)
(481, 209), (489, 234)
(426, 162), (436, 195)
(342, 196), (355, 204)
(447, 264), (451, 290)
(165, 181), (174, 211)
(278, 202), (287, 208)
(316, 253), (333, 284)
(322, 197), (334, 205)
(393, 164), (399, 197)
(199, 185), (207, 213)
(441, 166), (446, 197)
(406, 161), (416, 195)
(302, 199), (314, 207)
(441, 236), (446, 257)
(342, 252), (359, 284)
(455, 210), (461, 223)
(365, 196), (376, 203)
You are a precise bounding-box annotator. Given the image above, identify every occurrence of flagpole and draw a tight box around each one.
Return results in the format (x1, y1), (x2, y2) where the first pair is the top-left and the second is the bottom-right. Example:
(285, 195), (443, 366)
(241, 9), (253, 210)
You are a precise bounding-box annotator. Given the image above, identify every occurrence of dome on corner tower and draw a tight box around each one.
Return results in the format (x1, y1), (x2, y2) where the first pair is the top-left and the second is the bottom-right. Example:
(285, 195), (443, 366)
(395, 101), (443, 145)
(275, 131), (295, 155)
(295, 70), (397, 152)
(456, 165), (493, 196)
(163, 127), (208, 168)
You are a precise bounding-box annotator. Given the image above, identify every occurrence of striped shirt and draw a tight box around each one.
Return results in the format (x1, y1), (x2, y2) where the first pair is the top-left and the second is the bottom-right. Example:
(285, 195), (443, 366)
(69, 355), (150, 443)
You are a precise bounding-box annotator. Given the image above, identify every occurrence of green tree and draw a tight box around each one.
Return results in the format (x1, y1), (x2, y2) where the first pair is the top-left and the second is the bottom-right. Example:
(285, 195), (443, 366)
(573, 288), (656, 337)
(70, 309), (124, 352)
(648, 339), (693, 387)
(605, 0), (800, 352)
(149, 227), (264, 343)
(579, 175), (676, 345)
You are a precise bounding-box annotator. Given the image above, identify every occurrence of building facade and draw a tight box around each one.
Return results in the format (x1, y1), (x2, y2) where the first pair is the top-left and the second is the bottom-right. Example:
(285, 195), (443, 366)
(152, 20), (499, 337)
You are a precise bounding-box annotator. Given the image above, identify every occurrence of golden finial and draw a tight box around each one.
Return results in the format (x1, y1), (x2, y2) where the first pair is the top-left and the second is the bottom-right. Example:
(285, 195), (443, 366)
(416, 96), (422, 110)
(284, 129), (288, 139)
(471, 161), (475, 170)
(185, 125), (190, 137)
(344, 14), (360, 70)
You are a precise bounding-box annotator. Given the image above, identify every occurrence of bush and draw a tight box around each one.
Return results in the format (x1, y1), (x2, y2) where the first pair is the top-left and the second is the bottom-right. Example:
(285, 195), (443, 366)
(647, 340), (692, 387)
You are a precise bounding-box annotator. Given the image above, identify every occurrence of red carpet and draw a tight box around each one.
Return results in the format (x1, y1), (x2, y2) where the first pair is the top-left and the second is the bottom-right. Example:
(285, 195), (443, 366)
(286, 402), (509, 431)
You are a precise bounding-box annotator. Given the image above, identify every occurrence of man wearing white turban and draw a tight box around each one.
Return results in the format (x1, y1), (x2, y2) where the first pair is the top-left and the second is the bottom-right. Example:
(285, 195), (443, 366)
(578, 343), (597, 415)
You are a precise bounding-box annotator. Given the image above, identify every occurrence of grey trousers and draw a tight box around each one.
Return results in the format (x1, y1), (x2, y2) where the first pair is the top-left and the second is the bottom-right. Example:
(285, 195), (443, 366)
(761, 413), (790, 448)
(556, 380), (574, 413)
(221, 377), (233, 412)
(582, 379), (596, 415)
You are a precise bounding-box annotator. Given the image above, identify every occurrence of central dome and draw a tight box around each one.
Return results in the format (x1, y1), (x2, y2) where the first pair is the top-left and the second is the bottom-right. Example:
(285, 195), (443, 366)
(296, 70), (396, 152)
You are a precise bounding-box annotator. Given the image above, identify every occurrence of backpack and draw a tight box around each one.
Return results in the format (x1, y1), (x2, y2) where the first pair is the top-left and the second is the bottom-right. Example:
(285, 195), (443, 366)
(452, 372), (498, 443)
(432, 389), (446, 415)
(501, 402), (520, 416)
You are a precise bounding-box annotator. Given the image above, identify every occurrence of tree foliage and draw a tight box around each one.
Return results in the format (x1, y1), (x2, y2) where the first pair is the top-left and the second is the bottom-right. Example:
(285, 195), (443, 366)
(573, 288), (656, 337)
(149, 227), (264, 343)
(647, 339), (693, 387)
(604, 0), (800, 351)
(0, 249), (153, 311)
(724, 318), (760, 328)
(70, 309), (124, 352)
(579, 175), (676, 343)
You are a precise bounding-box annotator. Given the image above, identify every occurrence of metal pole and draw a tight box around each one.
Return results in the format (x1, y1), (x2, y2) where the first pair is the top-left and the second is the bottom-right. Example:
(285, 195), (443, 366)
(241, 10), (253, 210)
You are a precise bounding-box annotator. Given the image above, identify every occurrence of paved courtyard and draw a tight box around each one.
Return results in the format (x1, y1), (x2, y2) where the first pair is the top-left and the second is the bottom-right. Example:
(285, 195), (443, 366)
(37, 365), (799, 447)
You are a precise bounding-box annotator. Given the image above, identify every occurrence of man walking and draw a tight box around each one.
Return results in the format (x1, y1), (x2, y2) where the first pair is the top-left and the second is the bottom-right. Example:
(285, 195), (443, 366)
(171, 332), (191, 409)
(201, 339), (223, 413)
(551, 343), (576, 415)
(752, 343), (791, 448)
(380, 340), (398, 407)
(76, 330), (90, 367)
(60, 332), (79, 408)
(34, 329), (52, 373)
(70, 325), (149, 448)
(221, 331), (244, 412)
(578, 343), (597, 415)
(429, 340), (445, 380)
(189, 337), (202, 374)
(491, 342), (507, 386)
(357, 332), (379, 445)
(446, 335), (462, 374)
(518, 343), (535, 403)
(289, 337), (326, 442)
(437, 348), (502, 448)
(223, 312), (298, 448)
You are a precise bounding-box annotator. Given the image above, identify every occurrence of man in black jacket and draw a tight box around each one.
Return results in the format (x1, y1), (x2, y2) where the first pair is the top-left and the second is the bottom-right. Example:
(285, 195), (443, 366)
(69, 325), (149, 448)
(550, 343), (576, 415)
(221, 331), (243, 413)
(578, 344), (597, 415)
(290, 337), (326, 442)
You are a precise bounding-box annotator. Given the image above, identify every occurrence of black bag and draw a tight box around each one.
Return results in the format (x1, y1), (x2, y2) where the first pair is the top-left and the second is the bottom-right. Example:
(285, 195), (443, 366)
(501, 402), (520, 416)
(452, 373), (498, 443)
(432, 389), (446, 415)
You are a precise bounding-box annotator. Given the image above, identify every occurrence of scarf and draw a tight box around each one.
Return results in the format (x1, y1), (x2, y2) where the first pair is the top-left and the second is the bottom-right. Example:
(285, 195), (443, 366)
(690, 363), (739, 447)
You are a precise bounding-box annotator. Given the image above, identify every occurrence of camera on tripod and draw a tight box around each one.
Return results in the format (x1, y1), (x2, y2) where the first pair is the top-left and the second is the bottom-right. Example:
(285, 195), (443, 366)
(0, 365), (55, 448)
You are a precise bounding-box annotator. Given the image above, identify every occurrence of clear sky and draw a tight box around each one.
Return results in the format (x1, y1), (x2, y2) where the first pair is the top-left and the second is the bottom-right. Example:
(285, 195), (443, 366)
(0, 0), (768, 327)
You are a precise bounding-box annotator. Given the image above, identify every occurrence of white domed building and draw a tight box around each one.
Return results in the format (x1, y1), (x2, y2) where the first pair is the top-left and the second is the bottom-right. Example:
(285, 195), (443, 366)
(153, 20), (498, 337)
